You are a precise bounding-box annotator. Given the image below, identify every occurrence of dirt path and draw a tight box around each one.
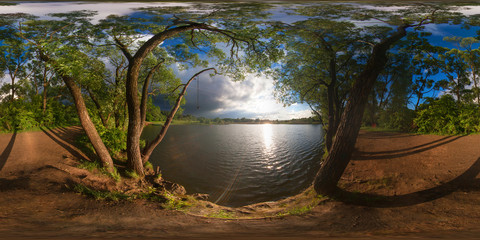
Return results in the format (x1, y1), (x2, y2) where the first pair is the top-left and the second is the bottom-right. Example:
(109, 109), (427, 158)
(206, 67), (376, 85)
(0, 128), (480, 239)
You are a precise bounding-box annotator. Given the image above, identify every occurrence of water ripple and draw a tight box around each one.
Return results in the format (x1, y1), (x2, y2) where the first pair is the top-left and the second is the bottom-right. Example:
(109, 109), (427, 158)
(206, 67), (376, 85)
(142, 124), (323, 207)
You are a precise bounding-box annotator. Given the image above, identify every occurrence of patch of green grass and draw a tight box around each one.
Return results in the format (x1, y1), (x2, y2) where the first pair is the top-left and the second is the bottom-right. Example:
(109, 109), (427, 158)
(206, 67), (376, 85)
(108, 168), (122, 182)
(144, 161), (154, 170)
(78, 160), (102, 171)
(277, 205), (314, 217)
(77, 160), (121, 182)
(73, 184), (130, 201)
(161, 191), (193, 210)
(125, 170), (141, 179)
(206, 209), (236, 219)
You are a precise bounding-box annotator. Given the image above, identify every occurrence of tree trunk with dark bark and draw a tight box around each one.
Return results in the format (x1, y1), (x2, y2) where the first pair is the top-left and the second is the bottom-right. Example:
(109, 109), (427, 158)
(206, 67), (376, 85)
(123, 23), (231, 176)
(63, 76), (115, 172)
(314, 25), (408, 195)
(87, 88), (109, 128)
(39, 52), (115, 173)
(42, 82), (48, 114)
(326, 78), (335, 152)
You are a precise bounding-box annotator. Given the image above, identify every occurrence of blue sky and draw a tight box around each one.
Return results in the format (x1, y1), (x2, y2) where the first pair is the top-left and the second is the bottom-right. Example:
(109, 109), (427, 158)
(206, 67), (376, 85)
(0, 1), (314, 120)
(1, 2), (480, 119)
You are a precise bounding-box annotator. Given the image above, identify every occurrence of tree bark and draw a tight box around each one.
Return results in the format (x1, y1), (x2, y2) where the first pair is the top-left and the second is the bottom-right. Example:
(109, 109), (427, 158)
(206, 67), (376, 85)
(124, 23), (232, 176)
(63, 76), (115, 172)
(39, 52), (115, 173)
(42, 82), (48, 114)
(86, 88), (109, 128)
(325, 58), (336, 151)
(41, 65), (50, 114)
(314, 25), (408, 195)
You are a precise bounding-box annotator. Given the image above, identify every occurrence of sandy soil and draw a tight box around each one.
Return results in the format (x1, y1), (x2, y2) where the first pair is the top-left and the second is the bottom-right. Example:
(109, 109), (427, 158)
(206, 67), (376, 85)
(0, 127), (480, 239)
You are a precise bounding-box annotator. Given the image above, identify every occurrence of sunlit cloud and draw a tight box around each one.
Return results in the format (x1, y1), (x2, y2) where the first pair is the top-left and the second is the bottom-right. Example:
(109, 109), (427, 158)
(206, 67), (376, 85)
(0, 2), (192, 23)
(175, 69), (312, 120)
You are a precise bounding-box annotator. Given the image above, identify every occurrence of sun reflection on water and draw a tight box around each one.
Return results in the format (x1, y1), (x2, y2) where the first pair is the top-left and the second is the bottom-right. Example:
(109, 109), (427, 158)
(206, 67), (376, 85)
(263, 123), (273, 151)
(262, 124), (276, 170)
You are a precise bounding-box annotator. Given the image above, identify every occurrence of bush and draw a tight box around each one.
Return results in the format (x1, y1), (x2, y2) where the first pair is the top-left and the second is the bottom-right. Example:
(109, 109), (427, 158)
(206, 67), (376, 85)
(414, 95), (480, 135)
(377, 107), (415, 132)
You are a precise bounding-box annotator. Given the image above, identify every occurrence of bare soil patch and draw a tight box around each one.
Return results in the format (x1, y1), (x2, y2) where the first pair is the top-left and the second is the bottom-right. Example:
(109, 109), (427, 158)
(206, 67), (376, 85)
(0, 127), (479, 239)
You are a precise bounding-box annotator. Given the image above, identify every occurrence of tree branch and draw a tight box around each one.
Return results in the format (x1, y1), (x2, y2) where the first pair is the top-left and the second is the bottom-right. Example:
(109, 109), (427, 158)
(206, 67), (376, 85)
(140, 59), (165, 127)
(141, 67), (216, 164)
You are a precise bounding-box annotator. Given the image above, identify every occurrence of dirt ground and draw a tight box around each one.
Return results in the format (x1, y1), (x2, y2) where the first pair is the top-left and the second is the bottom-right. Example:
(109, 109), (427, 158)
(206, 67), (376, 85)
(1, 127), (480, 239)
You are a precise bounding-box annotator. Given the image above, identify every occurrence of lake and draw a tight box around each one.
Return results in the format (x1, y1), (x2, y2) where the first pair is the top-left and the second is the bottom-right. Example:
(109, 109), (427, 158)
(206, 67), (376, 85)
(141, 124), (323, 207)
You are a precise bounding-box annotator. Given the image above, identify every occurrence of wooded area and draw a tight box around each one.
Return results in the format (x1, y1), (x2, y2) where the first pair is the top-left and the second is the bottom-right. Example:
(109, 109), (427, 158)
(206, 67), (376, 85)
(1, 2), (480, 195)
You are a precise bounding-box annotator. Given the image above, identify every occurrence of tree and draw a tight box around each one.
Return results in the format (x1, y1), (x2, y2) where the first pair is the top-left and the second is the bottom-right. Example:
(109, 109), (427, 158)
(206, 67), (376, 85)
(15, 12), (117, 172)
(273, 18), (366, 152)
(443, 36), (480, 103)
(0, 25), (31, 102)
(365, 44), (415, 130)
(13, 3), (266, 176)
(98, 7), (258, 175)
(302, 5), (456, 195)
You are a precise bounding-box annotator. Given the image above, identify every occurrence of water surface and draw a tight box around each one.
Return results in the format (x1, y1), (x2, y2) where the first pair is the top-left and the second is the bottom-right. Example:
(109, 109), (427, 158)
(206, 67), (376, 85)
(142, 124), (323, 207)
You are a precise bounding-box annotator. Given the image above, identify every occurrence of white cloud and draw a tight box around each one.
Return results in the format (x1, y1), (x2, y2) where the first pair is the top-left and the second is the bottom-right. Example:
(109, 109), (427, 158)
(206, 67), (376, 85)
(178, 70), (312, 120)
(0, 2), (192, 24)
(0, 2), (313, 120)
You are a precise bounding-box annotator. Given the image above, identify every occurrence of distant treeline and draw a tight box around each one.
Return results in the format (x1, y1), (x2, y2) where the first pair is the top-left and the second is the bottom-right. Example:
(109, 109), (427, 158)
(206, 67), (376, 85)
(148, 111), (321, 125)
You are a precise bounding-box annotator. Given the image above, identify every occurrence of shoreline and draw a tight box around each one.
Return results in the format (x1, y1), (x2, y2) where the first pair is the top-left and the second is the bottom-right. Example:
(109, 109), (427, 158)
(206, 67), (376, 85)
(1, 128), (480, 239)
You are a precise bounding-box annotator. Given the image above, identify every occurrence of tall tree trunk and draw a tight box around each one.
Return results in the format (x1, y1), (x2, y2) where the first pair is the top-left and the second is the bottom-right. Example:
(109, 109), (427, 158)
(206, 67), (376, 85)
(64, 77), (115, 172)
(42, 82), (48, 114)
(42, 65), (49, 114)
(123, 23), (222, 176)
(125, 61), (145, 175)
(314, 25), (408, 195)
(325, 57), (338, 152)
(10, 75), (15, 102)
(326, 83), (335, 151)
(39, 52), (115, 173)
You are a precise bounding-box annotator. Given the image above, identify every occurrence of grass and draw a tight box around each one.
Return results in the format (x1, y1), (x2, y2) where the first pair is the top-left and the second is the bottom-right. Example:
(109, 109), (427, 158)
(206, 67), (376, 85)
(206, 209), (236, 219)
(73, 183), (194, 211)
(77, 160), (121, 182)
(73, 184), (130, 201)
(274, 189), (328, 218)
(161, 191), (194, 210)
(125, 170), (141, 179)
(276, 205), (314, 217)
(144, 161), (154, 170)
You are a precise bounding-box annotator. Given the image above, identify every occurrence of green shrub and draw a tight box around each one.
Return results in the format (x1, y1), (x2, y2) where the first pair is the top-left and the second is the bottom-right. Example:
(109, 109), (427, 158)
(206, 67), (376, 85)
(377, 107), (415, 132)
(414, 95), (480, 135)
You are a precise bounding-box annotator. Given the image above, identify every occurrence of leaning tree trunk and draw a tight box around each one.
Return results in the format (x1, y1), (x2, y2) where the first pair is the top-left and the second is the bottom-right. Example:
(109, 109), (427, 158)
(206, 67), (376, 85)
(122, 22), (227, 176)
(325, 57), (338, 152)
(62, 76), (115, 173)
(141, 68), (215, 164)
(314, 25), (408, 195)
(39, 52), (115, 173)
